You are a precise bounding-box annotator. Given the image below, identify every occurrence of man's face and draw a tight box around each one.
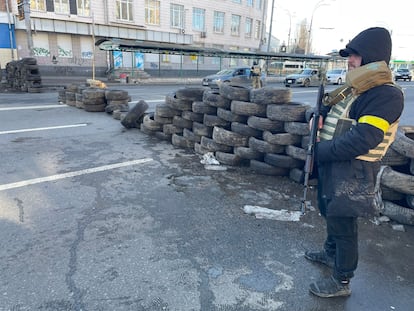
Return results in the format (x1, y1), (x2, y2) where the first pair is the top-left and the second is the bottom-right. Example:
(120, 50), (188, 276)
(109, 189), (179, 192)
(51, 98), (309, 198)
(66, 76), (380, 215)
(348, 54), (362, 70)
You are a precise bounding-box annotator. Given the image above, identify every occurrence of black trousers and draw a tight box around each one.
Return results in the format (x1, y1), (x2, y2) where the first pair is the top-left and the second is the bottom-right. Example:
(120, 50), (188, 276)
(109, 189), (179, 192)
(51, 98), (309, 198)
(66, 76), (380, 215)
(317, 165), (358, 281)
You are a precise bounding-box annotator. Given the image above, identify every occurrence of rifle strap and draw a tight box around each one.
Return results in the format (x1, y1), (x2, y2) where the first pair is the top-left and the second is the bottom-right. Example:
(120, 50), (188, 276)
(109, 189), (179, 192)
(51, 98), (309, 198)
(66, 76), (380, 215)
(323, 85), (352, 107)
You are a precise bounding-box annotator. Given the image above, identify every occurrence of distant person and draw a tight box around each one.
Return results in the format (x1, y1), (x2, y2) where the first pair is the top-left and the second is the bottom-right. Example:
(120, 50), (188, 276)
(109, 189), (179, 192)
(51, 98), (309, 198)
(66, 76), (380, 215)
(250, 61), (261, 88)
(305, 27), (404, 298)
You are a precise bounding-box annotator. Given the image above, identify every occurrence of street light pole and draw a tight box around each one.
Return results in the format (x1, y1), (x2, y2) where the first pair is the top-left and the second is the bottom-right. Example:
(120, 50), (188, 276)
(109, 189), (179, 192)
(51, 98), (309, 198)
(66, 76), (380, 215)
(267, 0), (275, 52)
(305, 0), (333, 55)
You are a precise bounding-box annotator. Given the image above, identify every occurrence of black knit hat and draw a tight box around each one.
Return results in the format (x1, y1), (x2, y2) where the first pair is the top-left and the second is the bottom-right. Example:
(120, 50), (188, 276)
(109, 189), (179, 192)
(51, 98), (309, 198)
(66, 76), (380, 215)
(339, 27), (392, 65)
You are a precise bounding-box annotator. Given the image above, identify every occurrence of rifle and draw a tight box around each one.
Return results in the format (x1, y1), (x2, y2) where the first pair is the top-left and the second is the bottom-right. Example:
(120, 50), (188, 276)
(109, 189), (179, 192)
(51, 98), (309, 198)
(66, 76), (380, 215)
(301, 80), (325, 214)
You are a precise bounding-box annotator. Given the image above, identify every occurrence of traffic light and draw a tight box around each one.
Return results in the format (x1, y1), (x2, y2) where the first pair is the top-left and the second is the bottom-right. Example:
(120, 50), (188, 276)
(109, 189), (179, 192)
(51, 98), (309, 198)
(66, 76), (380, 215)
(17, 0), (25, 21)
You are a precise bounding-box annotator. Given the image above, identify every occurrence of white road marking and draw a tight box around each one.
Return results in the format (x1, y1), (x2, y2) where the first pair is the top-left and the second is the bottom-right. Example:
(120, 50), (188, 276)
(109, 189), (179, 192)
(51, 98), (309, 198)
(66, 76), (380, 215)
(0, 158), (153, 191)
(0, 105), (65, 111)
(0, 124), (88, 135)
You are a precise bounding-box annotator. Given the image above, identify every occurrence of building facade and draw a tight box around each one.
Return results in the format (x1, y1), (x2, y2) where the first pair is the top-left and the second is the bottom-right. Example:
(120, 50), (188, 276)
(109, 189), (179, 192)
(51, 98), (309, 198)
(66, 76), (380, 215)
(0, 0), (268, 77)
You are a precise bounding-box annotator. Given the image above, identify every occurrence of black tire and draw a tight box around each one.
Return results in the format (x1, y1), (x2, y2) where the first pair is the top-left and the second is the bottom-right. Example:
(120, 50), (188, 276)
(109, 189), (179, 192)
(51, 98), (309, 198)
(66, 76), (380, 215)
(181, 111), (204, 123)
(194, 142), (210, 156)
(163, 123), (184, 135)
(231, 122), (262, 138)
(264, 153), (304, 169)
(249, 159), (289, 176)
(106, 89), (129, 100)
(390, 126), (414, 159)
(143, 112), (163, 131)
(172, 115), (193, 129)
(266, 102), (309, 122)
(381, 201), (414, 225)
(165, 92), (193, 111)
(247, 116), (284, 133)
(172, 134), (195, 149)
(217, 107), (248, 123)
(230, 100), (267, 117)
(234, 146), (264, 160)
(303, 79), (310, 87)
(200, 136), (233, 153)
(192, 101), (217, 114)
(175, 87), (207, 101)
(121, 100), (148, 128)
(192, 121), (213, 137)
(212, 126), (249, 147)
(203, 114), (231, 129)
(249, 87), (292, 105)
(248, 137), (285, 154)
(219, 83), (250, 101)
(262, 130), (301, 146)
(380, 147), (410, 166)
(83, 103), (106, 112)
(154, 114), (173, 125)
(155, 103), (181, 118)
(284, 121), (310, 136)
(183, 128), (202, 143)
(285, 145), (307, 161)
(203, 90), (231, 109)
(215, 151), (244, 166)
(83, 89), (106, 100)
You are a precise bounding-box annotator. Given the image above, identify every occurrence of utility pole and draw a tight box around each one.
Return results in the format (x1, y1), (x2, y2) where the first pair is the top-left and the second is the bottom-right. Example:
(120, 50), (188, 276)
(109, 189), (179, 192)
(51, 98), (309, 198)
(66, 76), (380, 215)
(23, 0), (34, 56)
(267, 0), (275, 52)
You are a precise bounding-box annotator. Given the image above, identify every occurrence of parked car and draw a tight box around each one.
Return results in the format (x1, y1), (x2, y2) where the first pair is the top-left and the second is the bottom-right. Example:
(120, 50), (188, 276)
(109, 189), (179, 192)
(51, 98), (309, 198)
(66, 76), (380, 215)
(394, 68), (412, 81)
(326, 68), (347, 85)
(202, 67), (265, 88)
(284, 68), (321, 87)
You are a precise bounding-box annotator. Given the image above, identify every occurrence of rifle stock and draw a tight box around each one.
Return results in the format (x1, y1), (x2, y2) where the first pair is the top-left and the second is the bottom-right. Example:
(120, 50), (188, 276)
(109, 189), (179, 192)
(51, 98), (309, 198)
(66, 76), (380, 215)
(301, 82), (325, 213)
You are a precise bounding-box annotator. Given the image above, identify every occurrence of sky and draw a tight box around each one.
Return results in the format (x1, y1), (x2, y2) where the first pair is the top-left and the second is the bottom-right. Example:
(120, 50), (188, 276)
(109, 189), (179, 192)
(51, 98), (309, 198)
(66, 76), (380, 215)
(267, 0), (413, 61)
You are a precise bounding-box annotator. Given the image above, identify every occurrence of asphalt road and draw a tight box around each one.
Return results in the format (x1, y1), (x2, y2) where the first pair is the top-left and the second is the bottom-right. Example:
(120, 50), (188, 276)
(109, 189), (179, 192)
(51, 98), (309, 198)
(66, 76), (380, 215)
(0, 82), (413, 311)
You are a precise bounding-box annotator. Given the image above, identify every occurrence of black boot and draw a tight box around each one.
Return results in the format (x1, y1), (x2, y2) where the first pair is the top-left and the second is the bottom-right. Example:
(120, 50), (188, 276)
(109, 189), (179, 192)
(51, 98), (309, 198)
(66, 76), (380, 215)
(309, 275), (351, 298)
(304, 250), (334, 268)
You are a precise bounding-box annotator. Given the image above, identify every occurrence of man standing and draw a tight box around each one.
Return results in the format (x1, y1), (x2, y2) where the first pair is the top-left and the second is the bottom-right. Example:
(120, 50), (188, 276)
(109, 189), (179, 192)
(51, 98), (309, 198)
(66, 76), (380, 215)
(305, 27), (404, 298)
(250, 61), (261, 88)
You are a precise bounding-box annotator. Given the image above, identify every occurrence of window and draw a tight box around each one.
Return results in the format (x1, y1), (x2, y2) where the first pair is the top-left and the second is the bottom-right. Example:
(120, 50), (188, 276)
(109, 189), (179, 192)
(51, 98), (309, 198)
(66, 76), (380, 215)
(116, 0), (133, 21)
(245, 17), (252, 37)
(32, 33), (50, 57)
(213, 11), (225, 33)
(256, 0), (262, 9)
(254, 20), (261, 39)
(57, 34), (73, 57)
(247, 0), (253, 6)
(80, 37), (93, 59)
(231, 15), (241, 36)
(30, 0), (46, 11)
(170, 4), (184, 29)
(146, 0), (160, 25)
(192, 8), (205, 31)
(77, 0), (91, 17)
(54, 0), (69, 13)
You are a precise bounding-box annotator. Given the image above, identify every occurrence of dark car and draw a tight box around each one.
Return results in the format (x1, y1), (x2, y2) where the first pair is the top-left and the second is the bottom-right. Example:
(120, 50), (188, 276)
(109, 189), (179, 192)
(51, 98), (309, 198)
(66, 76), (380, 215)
(284, 68), (321, 87)
(394, 68), (412, 81)
(202, 67), (265, 88)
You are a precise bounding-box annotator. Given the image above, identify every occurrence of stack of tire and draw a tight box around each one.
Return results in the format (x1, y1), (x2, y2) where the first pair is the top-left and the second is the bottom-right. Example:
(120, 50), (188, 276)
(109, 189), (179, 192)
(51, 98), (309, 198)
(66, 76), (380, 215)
(62, 84), (136, 113)
(378, 126), (414, 225)
(137, 84), (315, 182)
(5, 58), (42, 93)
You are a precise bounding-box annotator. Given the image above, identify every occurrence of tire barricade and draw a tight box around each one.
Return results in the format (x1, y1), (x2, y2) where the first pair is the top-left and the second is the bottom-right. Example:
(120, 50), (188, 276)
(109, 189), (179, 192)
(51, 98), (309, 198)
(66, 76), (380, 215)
(379, 126), (414, 225)
(59, 83), (414, 226)
(5, 58), (42, 93)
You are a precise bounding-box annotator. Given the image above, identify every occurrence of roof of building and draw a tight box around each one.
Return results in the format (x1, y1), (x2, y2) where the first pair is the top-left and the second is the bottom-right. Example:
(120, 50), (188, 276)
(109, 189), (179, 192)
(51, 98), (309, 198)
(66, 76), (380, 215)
(95, 38), (331, 62)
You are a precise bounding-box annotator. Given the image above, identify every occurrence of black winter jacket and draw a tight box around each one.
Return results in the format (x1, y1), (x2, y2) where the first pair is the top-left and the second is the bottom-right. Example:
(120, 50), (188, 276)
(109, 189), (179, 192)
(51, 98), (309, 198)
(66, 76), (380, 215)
(315, 84), (404, 217)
